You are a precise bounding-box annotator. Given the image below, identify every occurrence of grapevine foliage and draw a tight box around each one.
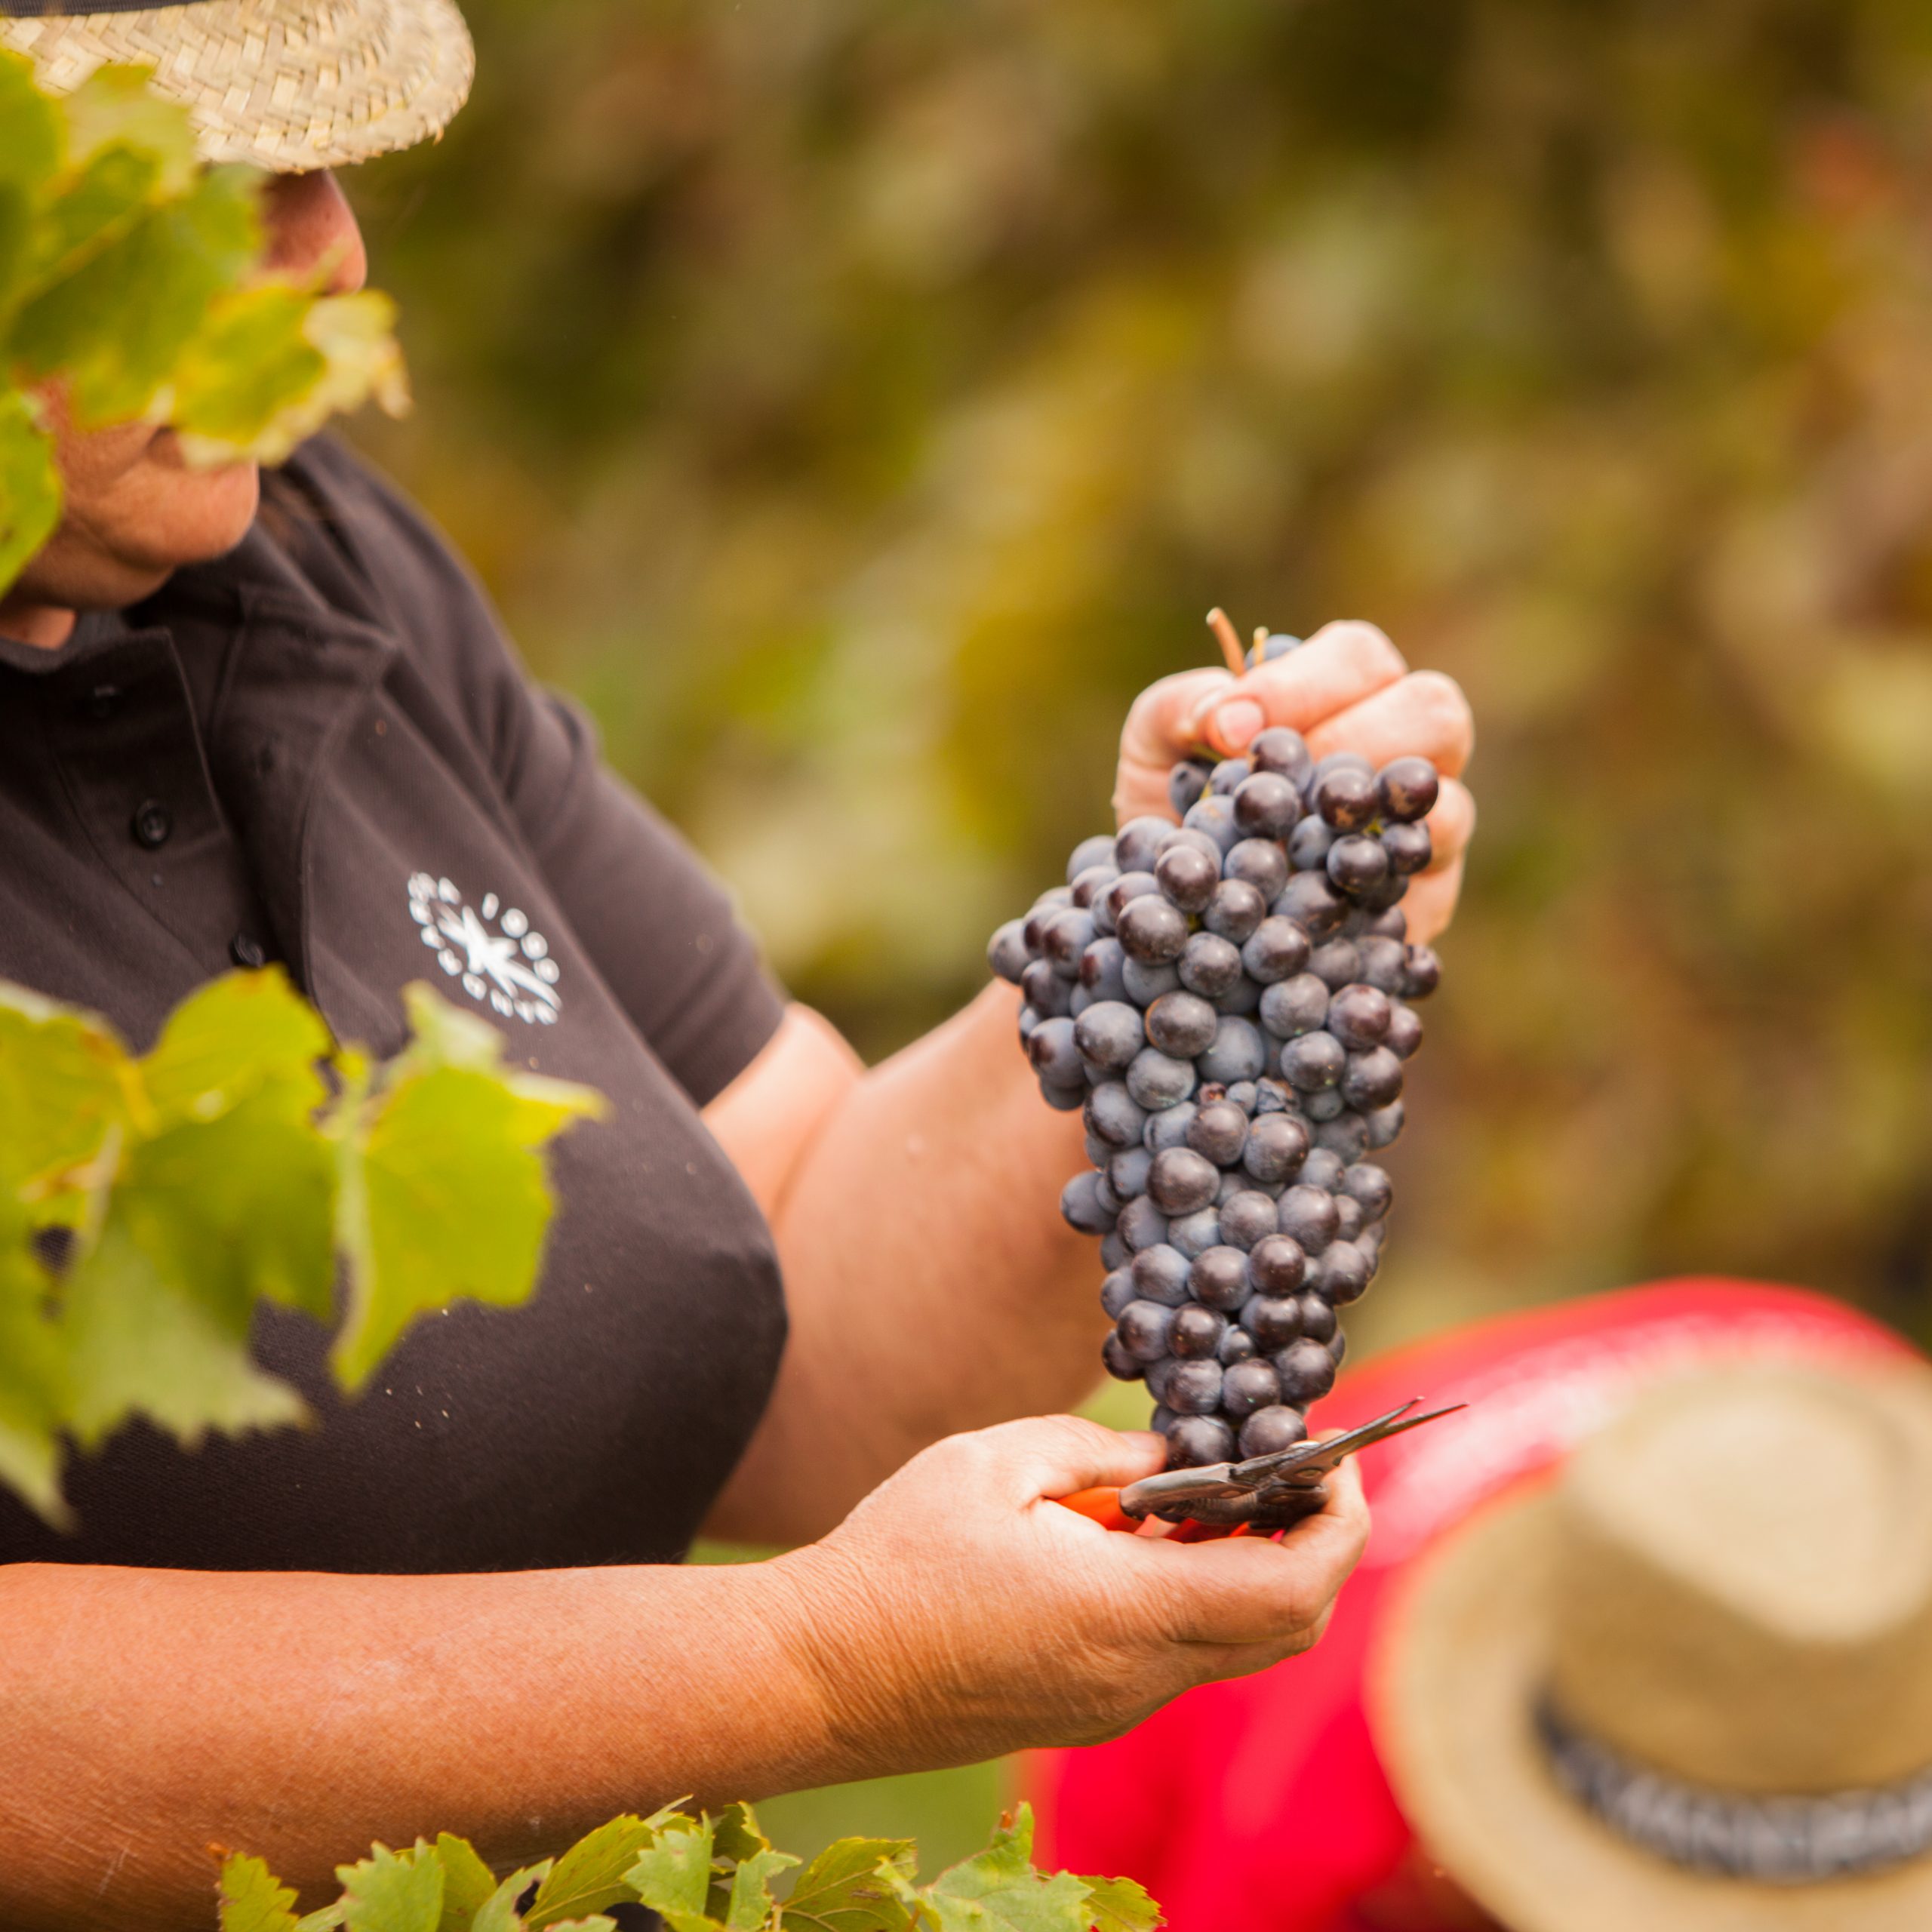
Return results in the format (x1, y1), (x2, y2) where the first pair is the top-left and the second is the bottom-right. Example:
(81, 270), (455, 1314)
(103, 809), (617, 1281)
(0, 971), (605, 1526)
(0, 53), (408, 596)
(214, 1801), (1160, 1932)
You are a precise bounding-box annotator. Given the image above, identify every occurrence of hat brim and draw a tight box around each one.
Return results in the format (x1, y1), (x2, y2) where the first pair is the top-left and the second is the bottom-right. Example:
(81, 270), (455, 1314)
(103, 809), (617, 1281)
(0, 0), (473, 170)
(1371, 1481), (1932, 1932)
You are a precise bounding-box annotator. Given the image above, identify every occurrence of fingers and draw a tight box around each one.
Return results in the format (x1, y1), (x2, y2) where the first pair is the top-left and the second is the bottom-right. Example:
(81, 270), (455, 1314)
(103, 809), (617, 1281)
(1303, 669), (1474, 780)
(1112, 668), (1235, 824)
(955, 1414), (1168, 1507)
(1184, 621), (1408, 758)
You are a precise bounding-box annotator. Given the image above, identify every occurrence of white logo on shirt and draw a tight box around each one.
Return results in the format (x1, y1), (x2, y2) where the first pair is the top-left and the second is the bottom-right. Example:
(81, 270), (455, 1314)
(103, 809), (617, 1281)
(407, 873), (561, 1026)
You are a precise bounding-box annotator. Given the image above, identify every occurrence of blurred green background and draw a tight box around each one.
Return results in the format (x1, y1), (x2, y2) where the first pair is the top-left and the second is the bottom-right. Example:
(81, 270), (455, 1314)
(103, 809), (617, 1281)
(340, 0), (1932, 1869)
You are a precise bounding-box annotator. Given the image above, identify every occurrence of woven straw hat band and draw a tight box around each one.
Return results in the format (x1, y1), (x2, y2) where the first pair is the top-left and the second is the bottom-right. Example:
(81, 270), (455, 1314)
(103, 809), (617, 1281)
(0, 0), (474, 170)
(1550, 1367), (1932, 1795)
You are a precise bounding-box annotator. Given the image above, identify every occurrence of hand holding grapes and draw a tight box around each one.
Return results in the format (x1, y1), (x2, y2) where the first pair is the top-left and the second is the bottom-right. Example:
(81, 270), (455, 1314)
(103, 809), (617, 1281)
(1113, 619), (1475, 945)
(773, 1414), (1369, 1772)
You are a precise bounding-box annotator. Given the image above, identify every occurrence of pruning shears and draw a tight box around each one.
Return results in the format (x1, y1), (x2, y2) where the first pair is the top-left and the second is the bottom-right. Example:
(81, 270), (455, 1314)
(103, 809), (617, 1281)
(1055, 1400), (1466, 1540)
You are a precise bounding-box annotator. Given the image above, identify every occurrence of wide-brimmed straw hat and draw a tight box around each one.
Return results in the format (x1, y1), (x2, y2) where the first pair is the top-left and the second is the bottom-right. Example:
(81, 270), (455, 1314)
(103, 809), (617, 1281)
(1373, 1356), (1932, 1932)
(0, 0), (472, 171)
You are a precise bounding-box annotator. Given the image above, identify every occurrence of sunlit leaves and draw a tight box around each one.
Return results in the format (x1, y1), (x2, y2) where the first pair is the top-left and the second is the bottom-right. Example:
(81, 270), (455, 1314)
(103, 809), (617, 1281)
(0, 970), (601, 1524)
(218, 1853), (303, 1932)
(0, 50), (412, 597)
(527, 1814), (674, 1930)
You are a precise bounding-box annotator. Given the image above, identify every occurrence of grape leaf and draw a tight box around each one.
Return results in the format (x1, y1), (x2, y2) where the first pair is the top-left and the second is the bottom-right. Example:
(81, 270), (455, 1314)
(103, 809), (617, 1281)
(60, 62), (198, 193)
(725, 1847), (801, 1930)
(703, 1804), (798, 1928)
(220, 1852), (302, 1932)
(431, 1835), (498, 1932)
(60, 1211), (308, 1449)
(623, 1817), (716, 1922)
(469, 1863), (552, 1932)
(0, 380), (57, 591)
(0, 980), (131, 1196)
(0, 51), (59, 201)
(779, 1839), (917, 1932)
(888, 1809), (1094, 1932)
(28, 145), (162, 298)
(525, 1814), (670, 1930)
(140, 966), (331, 1128)
(337, 1842), (447, 1932)
(0, 1240), (72, 1525)
(1072, 1877), (1161, 1932)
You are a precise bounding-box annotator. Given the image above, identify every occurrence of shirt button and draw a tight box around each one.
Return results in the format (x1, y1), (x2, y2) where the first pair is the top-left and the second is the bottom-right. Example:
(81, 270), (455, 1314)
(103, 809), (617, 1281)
(130, 799), (173, 850)
(229, 933), (268, 971)
(87, 683), (120, 720)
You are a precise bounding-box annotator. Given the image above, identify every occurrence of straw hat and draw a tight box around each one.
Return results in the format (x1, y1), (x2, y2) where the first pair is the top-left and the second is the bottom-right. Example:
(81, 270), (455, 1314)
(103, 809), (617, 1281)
(1373, 1357), (1932, 1932)
(0, 0), (472, 171)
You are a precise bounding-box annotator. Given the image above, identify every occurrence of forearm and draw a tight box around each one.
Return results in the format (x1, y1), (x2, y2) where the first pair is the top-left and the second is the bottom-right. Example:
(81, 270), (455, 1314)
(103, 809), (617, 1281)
(0, 1555), (837, 1932)
(710, 982), (1100, 1543)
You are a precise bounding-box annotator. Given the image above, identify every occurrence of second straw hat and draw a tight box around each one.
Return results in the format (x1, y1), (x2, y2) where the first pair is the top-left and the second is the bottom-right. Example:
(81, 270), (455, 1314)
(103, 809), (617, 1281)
(0, 0), (474, 171)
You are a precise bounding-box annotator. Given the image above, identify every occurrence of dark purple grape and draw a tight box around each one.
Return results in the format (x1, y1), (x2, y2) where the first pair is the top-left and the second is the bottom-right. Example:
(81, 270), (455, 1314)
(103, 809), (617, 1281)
(1023, 888), (1075, 954)
(1288, 817), (1337, 872)
(1297, 1148), (1345, 1192)
(1303, 1087), (1346, 1121)
(1169, 1208), (1223, 1258)
(1219, 1324), (1258, 1365)
(1380, 821), (1432, 876)
(1149, 1146), (1220, 1216)
(1213, 976), (1262, 1018)
(1145, 1361), (1179, 1404)
(1314, 1112), (1371, 1161)
(1332, 1195), (1364, 1242)
(1364, 1100), (1405, 1148)
(1224, 838), (1289, 902)
(1168, 759), (1214, 817)
(1155, 841), (1219, 914)
(1313, 766), (1377, 832)
(1326, 835), (1389, 897)
(1100, 1227), (1131, 1272)
(1208, 758), (1254, 795)
(1068, 986), (1095, 1020)
(1218, 1191), (1279, 1251)
(1330, 1329), (1349, 1368)
(1340, 1161), (1393, 1221)
(1130, 1244), (1192, 1306)
(1021, 958), (1072, 1017)
(1341, 1047), (1403, 1112)
(1273, 872), (1346, 940)
(1170, 1304), (1228, 1360)
(1115, 815), (1174, 874)
(1238, 1406), (1309, 1458)
(1241, 917), (1311, 985)
(1121, 958), (1182, 1004)
(1038, 1078), (1087, 1115)
(1241, 1112), (1310, 1186)
(1307, 939), (1361, 989)
(1203, 878), (1266, 944)
(1241, 1294), (1303, 1350)
(1079, 937), (1129, 1006)
(1084, 1081), (1146, 1150)
(1018, 1005), (1041, 1041)
(1117, 1195), (1171, 1252)
(1377, 755), (1439, 824)
(1188, 1100), (1249, 1168)
(1118, 895), (1188, 965)
(1084, 1128), (1113, 1168)
(1183, 795), (1240, 854)
(1281, 1031), (1346, 1092)
(1217, 1168), (1258, 1206)
(1189, 1245), (1251, 1312)
(1143, 1100), (1198, 1152)
(1273, 1337), (1337, 1404)
(1146, 991), (1219, 1058)
(989, 919), (1029, 983)
(1100, 1268), (1137, 1319)
(1102, 1332), (1144, 1380)
(1311, 1240), (1371, 1306)
(1127, 1048), (1196, 1111)
(1068, 833), (1118, 882)
(1027, 1016), (1082, 1086)
(1249, 727), (1312, 784)
(1403, 946), (1441, 999)
(1074, 1000), (1145, 1073)
(1198, 1016), (1266, 1086)
(1167, 1359), (1226, 1417)
(1232, 771), (1301, 841)
(1106, 1145), (1152, 1201)
(1099, 870), (1160, 934)
(1060, 1171), (1114, 1235)
(1072, 869), (1123, 920)
(1167, 1415), (1236, 1468)
(1159, 823), (1225, 863)
(1118, 1300), (1177, 1363)
(1355, 936), (1407, 993)
(1384, 1004), (1423, 1060)
(1325, 982), (1392, 1051)
(1295, 1293), (1337, 1343)
(1278, 1183), (1340, 1254)
(1220, 1358), (1282, 1420)
(1362, 904), (1409, 940)
(1254, 1077), (1294, 1113)
(1247, 1232), (1308, 1294)
(1177, 931), (1241, 1000)
(1260, 974), (1328, 1039)
(1352, 872), (1410, 915)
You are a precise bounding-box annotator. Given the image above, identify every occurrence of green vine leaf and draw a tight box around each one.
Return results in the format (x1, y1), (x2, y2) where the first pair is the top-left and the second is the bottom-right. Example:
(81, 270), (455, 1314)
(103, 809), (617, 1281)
(469, 1863), (552, 1932)
(624, 1816), (720, 1927)
(525, 1814), (672, 1930)
(0, 980), (132, 1198)
(218, 1852), (303, 1932)
(430, 1835), (499, 1932)
(888, 1808), (1094, 1932)
(337, 1842), (447, 1932)
(779, 1839), (917, 1932)
(1072, 1876), (1162, 1932)
(140, 965), (331, 1128)
(0, 383), (57, 585)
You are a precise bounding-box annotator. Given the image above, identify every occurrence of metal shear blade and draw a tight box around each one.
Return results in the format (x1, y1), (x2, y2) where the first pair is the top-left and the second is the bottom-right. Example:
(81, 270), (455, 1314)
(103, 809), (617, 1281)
(1117, 1399), (1466, 1517)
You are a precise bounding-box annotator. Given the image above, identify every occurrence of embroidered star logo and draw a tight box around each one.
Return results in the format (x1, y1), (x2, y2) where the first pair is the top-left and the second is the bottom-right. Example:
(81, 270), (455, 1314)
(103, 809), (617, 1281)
(407, 874), (561, 1026)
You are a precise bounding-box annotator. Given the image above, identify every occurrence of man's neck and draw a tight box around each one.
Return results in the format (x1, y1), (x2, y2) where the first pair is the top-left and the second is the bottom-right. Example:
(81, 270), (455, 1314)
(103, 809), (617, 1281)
(0, 599), (78, 650)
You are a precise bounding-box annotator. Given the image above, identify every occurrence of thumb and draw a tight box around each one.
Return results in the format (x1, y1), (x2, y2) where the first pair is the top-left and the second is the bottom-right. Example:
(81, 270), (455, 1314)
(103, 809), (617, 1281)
(968, 1415), (1169, 1508)
(1115, 668), (1234, 823)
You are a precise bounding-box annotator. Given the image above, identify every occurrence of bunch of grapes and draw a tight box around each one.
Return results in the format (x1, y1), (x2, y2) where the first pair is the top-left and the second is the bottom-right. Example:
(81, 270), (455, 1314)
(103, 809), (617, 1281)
(989, 688), (1441, 1477)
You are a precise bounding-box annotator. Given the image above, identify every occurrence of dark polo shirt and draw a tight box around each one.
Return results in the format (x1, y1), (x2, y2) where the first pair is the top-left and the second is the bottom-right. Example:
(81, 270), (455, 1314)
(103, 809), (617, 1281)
(0, 438), (789, 1573)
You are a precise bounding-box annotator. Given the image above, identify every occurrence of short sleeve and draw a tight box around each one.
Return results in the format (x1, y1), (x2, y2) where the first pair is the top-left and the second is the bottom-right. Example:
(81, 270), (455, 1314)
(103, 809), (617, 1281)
(286, 439), (786, 1106)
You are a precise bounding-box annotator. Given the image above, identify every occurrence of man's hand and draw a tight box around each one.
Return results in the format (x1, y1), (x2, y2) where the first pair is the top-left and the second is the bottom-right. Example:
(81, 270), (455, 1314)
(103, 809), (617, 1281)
(1113, 620), (1475, 943)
